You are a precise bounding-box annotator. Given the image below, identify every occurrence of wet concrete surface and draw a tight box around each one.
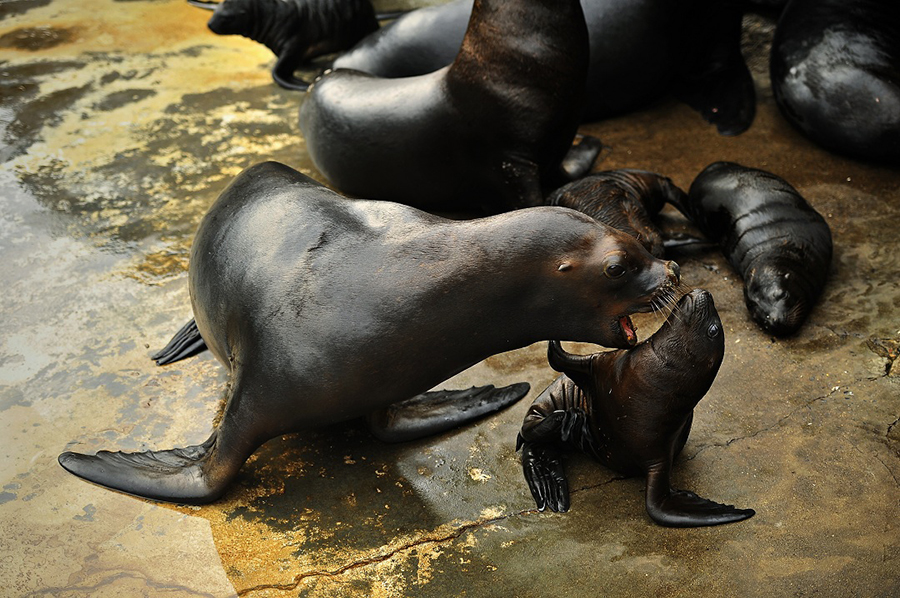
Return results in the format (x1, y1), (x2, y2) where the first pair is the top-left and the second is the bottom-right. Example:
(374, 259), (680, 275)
(1, 1), (898, 596)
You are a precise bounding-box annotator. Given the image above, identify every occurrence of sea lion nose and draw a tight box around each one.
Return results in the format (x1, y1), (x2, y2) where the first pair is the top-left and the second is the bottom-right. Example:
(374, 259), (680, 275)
(666, 260), (681, 284)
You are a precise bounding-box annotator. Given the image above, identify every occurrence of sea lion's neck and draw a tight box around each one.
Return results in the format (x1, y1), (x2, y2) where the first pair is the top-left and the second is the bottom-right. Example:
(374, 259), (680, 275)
(448, 0), (589, 89)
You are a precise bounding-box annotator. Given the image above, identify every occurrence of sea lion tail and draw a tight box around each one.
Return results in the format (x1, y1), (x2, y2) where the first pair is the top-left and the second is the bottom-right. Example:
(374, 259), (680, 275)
(151, 319), (208, 366)
(58, 429), (248, 504)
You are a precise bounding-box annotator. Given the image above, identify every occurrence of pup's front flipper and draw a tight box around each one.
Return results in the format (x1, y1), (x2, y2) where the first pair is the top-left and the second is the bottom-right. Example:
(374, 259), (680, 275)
(366, 383), (530, 443)
(518, 439), (569, 512)
(646, 465), (755, 527)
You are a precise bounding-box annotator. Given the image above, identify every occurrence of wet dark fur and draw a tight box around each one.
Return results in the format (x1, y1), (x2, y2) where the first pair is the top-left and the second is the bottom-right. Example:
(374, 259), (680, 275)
(770, 0), (900, 164)
(517, 290), (755, 526)
(206, 0), (378, 89)
(672, 162), (832, 336)
(59, 162), (679, 505)
(547, 170), (687, 257)
(298, 0), (597, 212)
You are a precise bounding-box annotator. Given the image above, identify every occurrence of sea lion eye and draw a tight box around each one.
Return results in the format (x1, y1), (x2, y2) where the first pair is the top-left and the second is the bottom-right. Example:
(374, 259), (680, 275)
(707, 323), (721, 338)
(605, 263), (626, 279)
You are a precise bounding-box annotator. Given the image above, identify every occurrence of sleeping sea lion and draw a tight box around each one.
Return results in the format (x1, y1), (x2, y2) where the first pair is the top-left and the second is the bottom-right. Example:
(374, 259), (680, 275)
(670, 162), (833, 336)
(298, 0), (598, 213)
(59, 161), (681, 504)
(518, 289), (755, 527)
(770, 0), (900, 164)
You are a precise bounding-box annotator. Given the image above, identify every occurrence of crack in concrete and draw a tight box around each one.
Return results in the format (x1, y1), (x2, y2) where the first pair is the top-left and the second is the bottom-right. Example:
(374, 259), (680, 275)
(236, 509), (537, 596)
(887, 415), (900, 439)
(848, 440), (900, 489)
(237, 474), (633, 595)
(684, 386), (842, 462)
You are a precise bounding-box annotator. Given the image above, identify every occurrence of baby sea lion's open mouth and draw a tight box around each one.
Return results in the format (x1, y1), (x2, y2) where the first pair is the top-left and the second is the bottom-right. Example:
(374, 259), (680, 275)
(619, 314), (638, 347)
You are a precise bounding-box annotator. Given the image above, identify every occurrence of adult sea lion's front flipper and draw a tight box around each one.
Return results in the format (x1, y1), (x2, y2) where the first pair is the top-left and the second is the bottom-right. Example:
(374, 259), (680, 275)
(366, 383), (530, 443)
(674, 2), (755, 136)
(645, 461), (756, 527)
(151, 319), (208, 365)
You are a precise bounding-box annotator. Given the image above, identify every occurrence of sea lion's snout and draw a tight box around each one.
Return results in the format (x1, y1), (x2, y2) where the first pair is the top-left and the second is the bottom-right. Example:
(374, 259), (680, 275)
(666, 260), (681, 286)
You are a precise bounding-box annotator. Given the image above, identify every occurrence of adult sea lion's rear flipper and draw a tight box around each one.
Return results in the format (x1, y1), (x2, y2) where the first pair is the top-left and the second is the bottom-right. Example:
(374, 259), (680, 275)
(59, 377), (267, 504)
(58, 435), (221, 504)
(366, 383), (530, 443)
(645, 465), (755, 527)
(151, 319), (208, 366)
(674, 3), (756, 136)
(519, 440), (570, 512)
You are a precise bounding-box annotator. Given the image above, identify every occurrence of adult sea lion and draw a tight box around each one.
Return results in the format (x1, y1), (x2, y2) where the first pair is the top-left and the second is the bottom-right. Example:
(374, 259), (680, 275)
(770, 0), (900, 165)
(298, 0), (599, 213)
(670, 162), (832, 336)
(59, 161), (681, 504)
(518, 289), (755, 527)
(547, 170), (688, 258)
(195, 0), (755, 132)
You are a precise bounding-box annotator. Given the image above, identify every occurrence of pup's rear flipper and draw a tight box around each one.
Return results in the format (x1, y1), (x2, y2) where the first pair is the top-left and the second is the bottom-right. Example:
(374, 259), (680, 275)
(367, 383), (530, 443)
(151, 319), (208, 366)
(646, 487), (756, 527)
(58, 432), (234, 504)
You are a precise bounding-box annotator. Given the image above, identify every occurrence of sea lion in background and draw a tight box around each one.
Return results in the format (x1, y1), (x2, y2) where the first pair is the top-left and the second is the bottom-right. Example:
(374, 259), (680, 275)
(770, 0), (900, 165)
(670, 162), (832, 336)
(518, 289), (755, 527)
(59, 161), (681, 504)
(194, 0), (755, 133)
(298, 0), (599, 213)
(546, 170), (688, 258)
(189, 0), (386, 90)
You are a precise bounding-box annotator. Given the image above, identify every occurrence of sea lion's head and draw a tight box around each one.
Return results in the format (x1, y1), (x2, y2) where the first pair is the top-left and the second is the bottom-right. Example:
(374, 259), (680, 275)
(744, 260), (809, 336)
(651, 289), (725, 380)
(555, 224), (681, 350)
(207, 0), (253, 36)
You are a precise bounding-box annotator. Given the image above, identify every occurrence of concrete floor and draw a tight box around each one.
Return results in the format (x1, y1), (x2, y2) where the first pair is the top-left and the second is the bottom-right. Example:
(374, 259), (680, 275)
(1, 1), (898, 596)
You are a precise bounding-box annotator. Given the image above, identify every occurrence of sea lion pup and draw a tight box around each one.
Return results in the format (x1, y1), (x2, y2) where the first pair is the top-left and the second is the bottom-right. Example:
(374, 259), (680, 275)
(518, 289), (755, 527)
(59, 161), (681, 504)
(298, 0), (599, 213)
(547, 170), (688, 258)
(770, 0), (900, 165)
(189, 0), (382, 90)
(670, 162), (833, 336)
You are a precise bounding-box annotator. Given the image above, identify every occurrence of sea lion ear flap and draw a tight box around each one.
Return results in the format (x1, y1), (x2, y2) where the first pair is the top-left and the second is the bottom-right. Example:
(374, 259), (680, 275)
(547, 340), (592, 376)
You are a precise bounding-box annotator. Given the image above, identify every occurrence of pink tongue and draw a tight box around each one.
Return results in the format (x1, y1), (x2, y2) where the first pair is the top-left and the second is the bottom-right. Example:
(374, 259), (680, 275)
(619, 316), (637, 345)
